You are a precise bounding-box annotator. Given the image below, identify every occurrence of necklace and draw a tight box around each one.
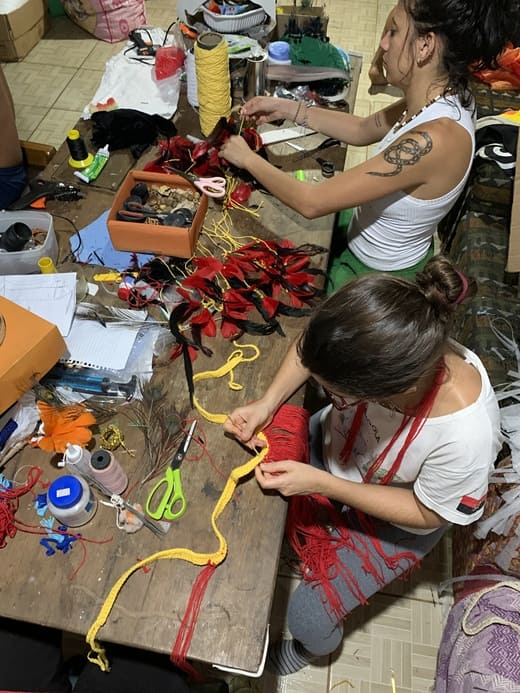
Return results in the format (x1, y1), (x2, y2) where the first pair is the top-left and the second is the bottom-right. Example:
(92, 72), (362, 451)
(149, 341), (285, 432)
(392, 93), (444, 132)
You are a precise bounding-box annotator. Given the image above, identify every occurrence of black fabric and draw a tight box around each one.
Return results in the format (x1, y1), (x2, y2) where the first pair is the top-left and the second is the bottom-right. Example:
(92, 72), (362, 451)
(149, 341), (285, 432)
(0, 617), (71, 692)
(91, 109), (177, 157)
(0, 618), (190, 693)
(475, 123), (518, 175)
(74, 644), (189, 693)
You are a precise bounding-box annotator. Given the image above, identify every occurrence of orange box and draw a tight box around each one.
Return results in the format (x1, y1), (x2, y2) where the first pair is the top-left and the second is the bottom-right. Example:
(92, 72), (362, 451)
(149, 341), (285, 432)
(0, 296), (66, 414)
(107, 170), (208, 258)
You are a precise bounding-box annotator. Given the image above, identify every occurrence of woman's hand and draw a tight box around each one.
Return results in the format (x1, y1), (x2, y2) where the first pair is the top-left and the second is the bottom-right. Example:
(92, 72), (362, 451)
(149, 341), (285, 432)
(223, 399), (275, 450)
(219, 135), (256, 170)
(241, 96), (296, 125)
(255, 460), (326, 496)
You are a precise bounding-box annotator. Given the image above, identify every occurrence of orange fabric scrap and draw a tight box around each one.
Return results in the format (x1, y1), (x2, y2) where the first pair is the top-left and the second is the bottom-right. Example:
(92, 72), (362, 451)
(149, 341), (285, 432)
(31, 401), (96, 453)
(472, 43), (520, 90)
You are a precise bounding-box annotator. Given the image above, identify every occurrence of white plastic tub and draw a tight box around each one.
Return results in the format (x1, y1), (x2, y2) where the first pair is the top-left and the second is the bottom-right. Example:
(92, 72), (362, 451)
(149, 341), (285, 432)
(0, 210), (57, 275)
(202, 3), (266, 32)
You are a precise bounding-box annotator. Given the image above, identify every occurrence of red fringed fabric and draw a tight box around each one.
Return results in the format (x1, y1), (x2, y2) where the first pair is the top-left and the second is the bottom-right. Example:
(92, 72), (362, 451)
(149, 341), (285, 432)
(283, 365), (446, 624)
(263, 404), (310, 464)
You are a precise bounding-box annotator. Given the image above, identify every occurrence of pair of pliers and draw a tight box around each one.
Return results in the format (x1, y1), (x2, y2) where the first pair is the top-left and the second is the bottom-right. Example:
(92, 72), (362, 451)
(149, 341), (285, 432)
(145, 421), (197, 521)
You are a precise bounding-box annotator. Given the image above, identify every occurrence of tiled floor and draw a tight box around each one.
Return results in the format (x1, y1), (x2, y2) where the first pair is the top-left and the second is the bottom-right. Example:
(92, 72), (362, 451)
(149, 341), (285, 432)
(3, 1), (452, 691)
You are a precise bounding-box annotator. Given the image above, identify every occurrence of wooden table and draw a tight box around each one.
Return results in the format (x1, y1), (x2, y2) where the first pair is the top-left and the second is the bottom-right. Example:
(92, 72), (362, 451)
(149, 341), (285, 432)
(0, 56), (361, 676)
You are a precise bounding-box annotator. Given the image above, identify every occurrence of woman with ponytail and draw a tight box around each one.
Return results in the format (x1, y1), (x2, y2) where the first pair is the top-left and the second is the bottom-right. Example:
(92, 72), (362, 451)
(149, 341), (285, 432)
(224, 255), (502, 675)
(220, 0), (517, 293)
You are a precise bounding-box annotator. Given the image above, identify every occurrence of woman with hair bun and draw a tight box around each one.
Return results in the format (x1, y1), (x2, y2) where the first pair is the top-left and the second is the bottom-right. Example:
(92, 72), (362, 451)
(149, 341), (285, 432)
(220, 0), (517, 292)
(224, 255), (502, 675)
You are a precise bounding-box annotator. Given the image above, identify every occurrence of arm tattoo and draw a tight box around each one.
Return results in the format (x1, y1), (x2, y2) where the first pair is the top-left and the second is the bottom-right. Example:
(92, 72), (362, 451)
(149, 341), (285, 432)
(367, 130), (433, 177)
(374, 112), (382, 129)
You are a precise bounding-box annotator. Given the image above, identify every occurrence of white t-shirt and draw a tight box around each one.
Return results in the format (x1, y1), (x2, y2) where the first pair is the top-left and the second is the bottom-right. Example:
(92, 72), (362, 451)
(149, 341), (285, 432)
(319, 343), (502, 534)
(347, 95), (476, 270)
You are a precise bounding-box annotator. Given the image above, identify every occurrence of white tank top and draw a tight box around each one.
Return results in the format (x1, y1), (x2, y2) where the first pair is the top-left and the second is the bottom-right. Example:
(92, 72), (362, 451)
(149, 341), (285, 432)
(348, 95), (476, 270)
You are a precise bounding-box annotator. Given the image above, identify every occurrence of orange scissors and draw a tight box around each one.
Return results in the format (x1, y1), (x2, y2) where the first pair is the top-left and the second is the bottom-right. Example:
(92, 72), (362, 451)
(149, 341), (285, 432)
(145, 421), (197, 521)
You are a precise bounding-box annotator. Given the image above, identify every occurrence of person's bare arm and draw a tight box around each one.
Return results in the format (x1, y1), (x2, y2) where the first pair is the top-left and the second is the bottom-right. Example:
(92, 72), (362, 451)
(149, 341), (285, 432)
(221, 118), (471, 219)
(241, 96), (405, 147)
(0, 66), (23, 168)
(256, 461), (447, 530)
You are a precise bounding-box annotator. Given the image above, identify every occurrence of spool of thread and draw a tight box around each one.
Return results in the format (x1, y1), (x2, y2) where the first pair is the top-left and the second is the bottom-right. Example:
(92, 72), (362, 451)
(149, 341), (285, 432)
(38, 256), (57, 273)
(66, 129), (94, 169)
(0, 222), (32, 252)
(194, 32), (232, 137)
(317, 158), (335, 178)
(47, 475), (97, 527)
(61, 443), (92, 476)
(89, 449), (128, 495)
(185, 48), (199, 108)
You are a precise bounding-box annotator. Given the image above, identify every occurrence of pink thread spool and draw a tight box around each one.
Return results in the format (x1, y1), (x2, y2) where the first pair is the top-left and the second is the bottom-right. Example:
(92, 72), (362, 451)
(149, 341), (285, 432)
(89, 449), (128, 495)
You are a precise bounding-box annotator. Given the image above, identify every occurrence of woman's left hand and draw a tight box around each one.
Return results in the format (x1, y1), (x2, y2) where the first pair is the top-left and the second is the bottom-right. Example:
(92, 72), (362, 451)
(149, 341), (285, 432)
(255, 460), (325, 496)
(219, 135), (255, 169)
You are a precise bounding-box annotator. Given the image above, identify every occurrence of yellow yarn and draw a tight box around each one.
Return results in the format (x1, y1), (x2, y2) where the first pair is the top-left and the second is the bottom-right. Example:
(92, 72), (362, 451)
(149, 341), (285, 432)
(192, 342), (260, 423)
(194, 35), (232, 137)
(86, 342), (265, 670)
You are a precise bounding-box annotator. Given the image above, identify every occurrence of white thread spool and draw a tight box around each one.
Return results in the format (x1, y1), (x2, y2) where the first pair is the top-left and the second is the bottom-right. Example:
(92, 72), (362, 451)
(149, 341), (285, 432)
(185, 48), (199, 108)
(89, 449), (128, 495)
(61, 443), (92, 477)
(47, 475), (97, 527)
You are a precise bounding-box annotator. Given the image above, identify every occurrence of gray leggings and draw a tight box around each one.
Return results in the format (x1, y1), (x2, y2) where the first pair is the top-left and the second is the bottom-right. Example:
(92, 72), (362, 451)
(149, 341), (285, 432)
(287, 413), (446, 657)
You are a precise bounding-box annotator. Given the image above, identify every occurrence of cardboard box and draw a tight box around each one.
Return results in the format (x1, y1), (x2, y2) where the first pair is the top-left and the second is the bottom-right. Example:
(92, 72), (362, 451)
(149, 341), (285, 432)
(275, 4), (328, 40)
(0, 0), (47, 62)
(506, 134), (520, 273)
(107, 170), (208, 258)
(0, 296), (65, 414)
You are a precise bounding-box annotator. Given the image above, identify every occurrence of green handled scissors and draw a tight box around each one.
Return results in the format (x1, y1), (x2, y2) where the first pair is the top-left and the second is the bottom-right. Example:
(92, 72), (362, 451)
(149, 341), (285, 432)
(145, 420), (197, 521)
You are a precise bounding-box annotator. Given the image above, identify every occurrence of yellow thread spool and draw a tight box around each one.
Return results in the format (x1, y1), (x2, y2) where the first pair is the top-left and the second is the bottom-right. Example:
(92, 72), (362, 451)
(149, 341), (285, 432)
(194, 32), (232, 137)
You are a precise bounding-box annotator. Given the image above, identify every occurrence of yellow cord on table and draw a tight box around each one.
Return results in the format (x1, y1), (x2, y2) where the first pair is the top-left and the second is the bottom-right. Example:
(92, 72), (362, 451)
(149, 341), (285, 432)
(86, 342), (264, 670)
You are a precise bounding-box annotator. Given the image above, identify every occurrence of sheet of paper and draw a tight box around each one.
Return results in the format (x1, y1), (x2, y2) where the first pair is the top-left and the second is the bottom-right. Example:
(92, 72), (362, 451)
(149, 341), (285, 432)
(62, 319), (144, 370)
(0, 273), (76, 337)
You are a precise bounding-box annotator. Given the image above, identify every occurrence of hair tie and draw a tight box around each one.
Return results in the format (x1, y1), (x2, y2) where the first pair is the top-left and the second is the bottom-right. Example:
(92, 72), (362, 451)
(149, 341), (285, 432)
(453, 270), (469, 305)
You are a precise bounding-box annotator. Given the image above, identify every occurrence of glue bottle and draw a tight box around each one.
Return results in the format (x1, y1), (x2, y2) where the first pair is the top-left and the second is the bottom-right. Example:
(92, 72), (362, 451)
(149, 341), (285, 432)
(74, 145), (110, 184)
(47, 475), (97, 527)
(88, 449), (128, 495)
(60, 443), (92, 477)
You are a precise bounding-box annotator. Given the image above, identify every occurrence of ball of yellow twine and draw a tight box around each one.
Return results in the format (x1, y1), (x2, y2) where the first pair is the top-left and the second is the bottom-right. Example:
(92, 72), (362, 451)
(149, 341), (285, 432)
(194, 32), (232, 137)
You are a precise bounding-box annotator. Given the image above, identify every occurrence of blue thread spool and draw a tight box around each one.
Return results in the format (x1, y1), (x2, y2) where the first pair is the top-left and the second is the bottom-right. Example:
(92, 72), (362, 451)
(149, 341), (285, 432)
(47, 475), (97, 527)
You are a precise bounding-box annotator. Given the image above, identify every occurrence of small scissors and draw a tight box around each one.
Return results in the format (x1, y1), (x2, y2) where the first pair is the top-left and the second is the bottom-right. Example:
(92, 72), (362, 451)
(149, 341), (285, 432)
(117, 197), (193, 226)
(165, 166), (227, 199)
(145, 420), (197, 521)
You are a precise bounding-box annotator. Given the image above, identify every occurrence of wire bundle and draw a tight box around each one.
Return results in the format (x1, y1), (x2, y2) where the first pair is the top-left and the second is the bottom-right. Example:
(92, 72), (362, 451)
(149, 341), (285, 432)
(194, 32), (232, 136)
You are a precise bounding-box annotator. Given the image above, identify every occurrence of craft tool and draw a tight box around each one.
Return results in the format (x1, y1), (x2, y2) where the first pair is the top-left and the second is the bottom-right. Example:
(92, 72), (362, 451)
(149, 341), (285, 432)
(145, 420), (196, 521)
(161, 167), (227, 199)
(80, 469), (166, 537)
(9, 178), (83, 210)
